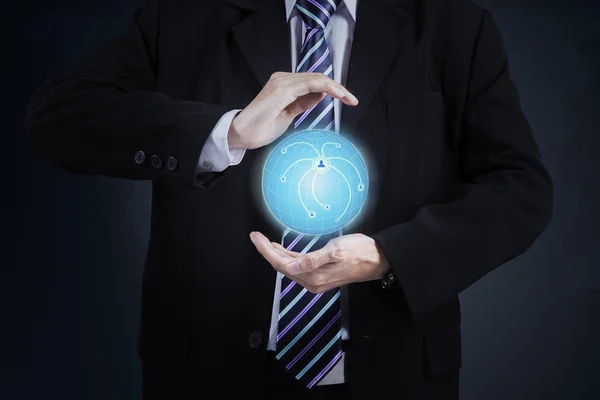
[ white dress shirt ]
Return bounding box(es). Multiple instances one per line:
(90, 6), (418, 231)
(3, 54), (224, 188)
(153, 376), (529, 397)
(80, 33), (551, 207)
(197, 0), (357, 385)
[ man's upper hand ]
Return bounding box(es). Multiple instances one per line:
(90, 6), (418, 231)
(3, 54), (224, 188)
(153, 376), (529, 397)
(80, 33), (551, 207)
(228, 72), (358, 150)
(250, 231), (389, 294)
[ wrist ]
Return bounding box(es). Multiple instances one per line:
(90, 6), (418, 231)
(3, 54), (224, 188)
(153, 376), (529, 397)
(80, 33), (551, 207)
(375, 256), (390, 280)
(375, 242), (392, 277)
(227, 113), (245, 149)
(372, 240), (396, 289)
(372, 238), (391, 280)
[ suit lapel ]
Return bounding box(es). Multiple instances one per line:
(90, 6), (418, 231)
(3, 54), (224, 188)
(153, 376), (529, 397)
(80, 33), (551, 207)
(227, 0), (293, 88)
(341, 0), (413, 132)
(226, 0), (413, 129)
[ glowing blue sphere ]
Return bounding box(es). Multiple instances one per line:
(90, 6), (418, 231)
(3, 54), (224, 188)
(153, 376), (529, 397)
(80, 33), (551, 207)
(262, 129), (368, 235)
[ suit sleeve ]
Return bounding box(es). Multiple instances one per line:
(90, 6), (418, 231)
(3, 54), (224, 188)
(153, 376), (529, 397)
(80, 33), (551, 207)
(24, 0), (232, 189)
(372, 9), (554, 321)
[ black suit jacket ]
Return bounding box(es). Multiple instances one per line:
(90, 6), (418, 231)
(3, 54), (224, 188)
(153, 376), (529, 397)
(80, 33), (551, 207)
(25, 0), (553, 398)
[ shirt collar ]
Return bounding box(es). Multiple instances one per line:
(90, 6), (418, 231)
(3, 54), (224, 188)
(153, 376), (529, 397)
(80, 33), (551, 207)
(285, 0), (357, 22)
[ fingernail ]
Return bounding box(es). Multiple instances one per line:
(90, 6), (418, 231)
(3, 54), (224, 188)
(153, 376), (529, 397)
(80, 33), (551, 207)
(348, 92), (358, 102)
(287, 261), (300, 275)
(249, 233), (256, 244)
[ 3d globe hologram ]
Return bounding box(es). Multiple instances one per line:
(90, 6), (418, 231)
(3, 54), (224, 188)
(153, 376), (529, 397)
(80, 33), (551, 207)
(261, 129), (368, 235)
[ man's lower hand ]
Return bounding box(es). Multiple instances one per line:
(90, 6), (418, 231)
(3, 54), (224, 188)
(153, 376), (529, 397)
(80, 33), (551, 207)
(249, 231), (390, 294)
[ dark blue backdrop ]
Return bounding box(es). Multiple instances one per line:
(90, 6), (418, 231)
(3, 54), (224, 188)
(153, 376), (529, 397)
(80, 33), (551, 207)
(6, 0), (600, 398)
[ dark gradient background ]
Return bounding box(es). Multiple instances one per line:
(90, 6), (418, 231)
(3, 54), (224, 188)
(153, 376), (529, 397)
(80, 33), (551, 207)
(6, 0), (600, 398)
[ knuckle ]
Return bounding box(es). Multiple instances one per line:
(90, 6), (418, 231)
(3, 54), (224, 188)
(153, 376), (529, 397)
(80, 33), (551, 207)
(307, 256), (318, 271)
(269, 80), (283, 92)
(299, 80), (310, 92)
(330, 239), (346, 261)
(331, 249), (345, 262)
(268, 74), (289, 91)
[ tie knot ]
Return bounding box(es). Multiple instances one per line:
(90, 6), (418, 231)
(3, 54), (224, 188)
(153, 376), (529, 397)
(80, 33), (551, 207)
(295, 0), (342, 29)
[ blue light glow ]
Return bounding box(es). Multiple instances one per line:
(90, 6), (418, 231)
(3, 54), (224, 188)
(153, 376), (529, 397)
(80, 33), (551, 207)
(261, 129), (368, 235)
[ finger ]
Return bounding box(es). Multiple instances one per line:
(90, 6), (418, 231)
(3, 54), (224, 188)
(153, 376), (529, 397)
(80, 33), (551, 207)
(285, 92), (326, 116)
(270, 243), (299, 263)
(272, 242), (300, 258)
(286, 244), (334, 275)
(268, 72), (357, 107)
(290, 74), (358, 105)
(250, 232), (288, 273)
(270, 245), (297, 264)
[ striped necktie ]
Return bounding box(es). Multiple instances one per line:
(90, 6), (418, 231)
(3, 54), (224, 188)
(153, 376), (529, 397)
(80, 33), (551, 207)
(275, 0), (344, 389)
(276, 231), (343, 389)
(292, 0), (341, 132)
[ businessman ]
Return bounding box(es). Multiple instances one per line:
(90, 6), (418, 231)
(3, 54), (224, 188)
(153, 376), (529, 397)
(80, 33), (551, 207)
(25, 0), (553, 398)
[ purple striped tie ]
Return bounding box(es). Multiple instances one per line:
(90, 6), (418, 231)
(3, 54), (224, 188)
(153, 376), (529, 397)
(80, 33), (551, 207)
(275, 0), (343, 388)
(292, 0), (341, 132)
(276, 232), (343, 389)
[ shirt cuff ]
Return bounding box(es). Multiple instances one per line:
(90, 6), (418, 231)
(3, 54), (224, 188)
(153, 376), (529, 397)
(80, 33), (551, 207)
(197, 109), (245, 173)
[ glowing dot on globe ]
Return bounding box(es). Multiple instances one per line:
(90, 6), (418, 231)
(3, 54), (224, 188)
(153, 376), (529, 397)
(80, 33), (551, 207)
(261, 129), (369, 235)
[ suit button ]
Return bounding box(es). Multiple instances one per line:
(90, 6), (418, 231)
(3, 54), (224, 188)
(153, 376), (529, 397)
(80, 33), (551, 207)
(134, 150), (146, 164)
(150, 154), (163, 169)
(248, 331), (262, 349)
(166, 156), (179, 171)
